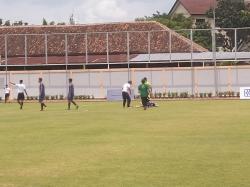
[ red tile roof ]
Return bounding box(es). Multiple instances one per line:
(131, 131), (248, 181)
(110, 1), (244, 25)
(171, 0), (216, 15)
(0, 22), (207, 66)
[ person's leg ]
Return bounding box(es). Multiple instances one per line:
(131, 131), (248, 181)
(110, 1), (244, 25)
(127, 93), (131, 107)
(40, 101), (46, 111)
(122, 92), (126, 108)
(17, 94), (21, 108)
(5, 94), (7, 103)
(68, 101), (71, 110)
(40, 102), (43, 111)
(71, 101), (79, 109)
(20, 100), (24, 109)
(142, 97), (147, 110)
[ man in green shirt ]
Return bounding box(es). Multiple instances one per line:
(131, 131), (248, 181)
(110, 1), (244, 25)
(138, 79), (150, 110)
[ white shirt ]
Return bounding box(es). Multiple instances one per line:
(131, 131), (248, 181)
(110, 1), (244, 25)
(16, 84), (26, 93)
(122, 83), (131, 93)
(4, 87), (10, 94)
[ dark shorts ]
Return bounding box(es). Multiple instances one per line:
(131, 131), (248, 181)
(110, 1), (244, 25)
(39, 96), (45, 103)
(67, 96), (74, 102)
(5, 93), (10, 99)
(17, 93), (25, 100)
(122, 92), (131, 101)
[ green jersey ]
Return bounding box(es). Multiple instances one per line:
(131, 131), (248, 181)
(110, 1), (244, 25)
(138, 83), (149, 97)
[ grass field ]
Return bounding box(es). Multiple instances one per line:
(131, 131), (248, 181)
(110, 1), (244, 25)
(0, 100), (250, 187)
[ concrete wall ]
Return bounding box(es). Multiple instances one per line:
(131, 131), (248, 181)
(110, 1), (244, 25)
(1, 66), (250, 99)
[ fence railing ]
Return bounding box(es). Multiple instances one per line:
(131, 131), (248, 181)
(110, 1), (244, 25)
(0, 27), (250, 97)
(0, 27), (250, 67)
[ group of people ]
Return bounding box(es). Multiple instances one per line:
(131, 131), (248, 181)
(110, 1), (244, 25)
(4, 78), (79, 111)
(4, 77), (155, 111)
(122, 77), (155, 110)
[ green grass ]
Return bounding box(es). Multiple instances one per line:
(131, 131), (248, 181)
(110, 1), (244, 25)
(0, 100), (250, 187)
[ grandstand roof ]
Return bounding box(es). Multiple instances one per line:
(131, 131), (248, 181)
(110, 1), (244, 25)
(0, 22), (207, 66)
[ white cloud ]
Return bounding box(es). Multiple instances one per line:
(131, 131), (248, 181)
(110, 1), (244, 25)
(77, 0), (127, 23)
(0, 0), (175, 24)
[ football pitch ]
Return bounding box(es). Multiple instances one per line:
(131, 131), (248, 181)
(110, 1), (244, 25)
(0, 100), (250, 187)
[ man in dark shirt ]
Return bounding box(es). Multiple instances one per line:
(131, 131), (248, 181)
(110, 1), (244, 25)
(38, 78), (47, 111)
(68, 78), (79, 110)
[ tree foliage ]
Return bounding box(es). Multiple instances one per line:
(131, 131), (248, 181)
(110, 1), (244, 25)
(0, 19), (28, 26)
(135, 11), (193, 30)
(208, 0), (250, 50)
(136, 11), (212, 50)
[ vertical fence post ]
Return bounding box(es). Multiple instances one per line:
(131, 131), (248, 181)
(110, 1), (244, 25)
(106, 32), (110, 69)
(148, 31), (151, 66)
(169, 31), (172, 64)
(212, 28), (218, 95)
(85, 33), (88, 65)
(65, 34), (69, 96)
(65, 34), (68, 70)
(45, 34), (48, 64)
(190, 29), (195, 96)
(24, 35), (28, 65)
(4, 35), (8, 85)
(127, 32), (130, 81)
(148, 31), (153, 86)
(235, 28), (238, 62)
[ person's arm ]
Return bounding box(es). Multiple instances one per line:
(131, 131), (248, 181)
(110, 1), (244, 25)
(24, 89), (28, 97)
(9, 82), (16, 86)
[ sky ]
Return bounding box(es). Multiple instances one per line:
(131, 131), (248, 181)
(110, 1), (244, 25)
(0, 0), (176, 25)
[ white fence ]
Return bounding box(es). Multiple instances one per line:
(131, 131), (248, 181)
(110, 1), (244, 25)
(1, 66), (250, 99)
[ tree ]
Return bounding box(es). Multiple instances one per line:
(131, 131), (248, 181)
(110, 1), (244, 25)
(193, 21), (212, 51)
(69, 14), (75, 25)
(136, 11), (212, 50)
(4, 20), (10, 26)
(208, 0), (250, 50)
(57, 22), (66, 25)
(13, 20), (23, 26)
(49, 21), (55, 25)
(0, 19), (2, 26)
(136, 11), (193, 30)
(42, 18), (48, 25)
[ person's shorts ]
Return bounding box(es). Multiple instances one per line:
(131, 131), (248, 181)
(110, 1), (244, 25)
(39, 96), (45, 103)
(67, 96), (74, 102)
(5, 93), (10, 99)
(17, 93), (25, 100)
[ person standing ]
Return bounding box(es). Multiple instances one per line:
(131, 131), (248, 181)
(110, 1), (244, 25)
(4, 85), (11, 103)
(143, 77), (152, 104)
(138, 79), (150, 110)
(38, 78), (47, 111)
(67, 78), (79, 110)
(122, 81), (132, 108)
(10, 80), (28, 110)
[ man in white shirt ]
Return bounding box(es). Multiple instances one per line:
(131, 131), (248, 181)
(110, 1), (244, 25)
(4, 85), (10, 103)
(10, 80), (28, 110)
(122, 81), (132, 108)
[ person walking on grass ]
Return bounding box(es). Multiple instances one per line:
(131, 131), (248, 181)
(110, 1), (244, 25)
(138, 78), (150, 110)
(67, 78), (79, 110)
(122, 81), (132, 108)
(4, 84), (10, 103)
(38, 78), (47, 111)
(10, 80), (28, 110)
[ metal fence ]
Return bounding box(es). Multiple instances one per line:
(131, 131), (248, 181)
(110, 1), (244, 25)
(0, 27), (250, 99)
